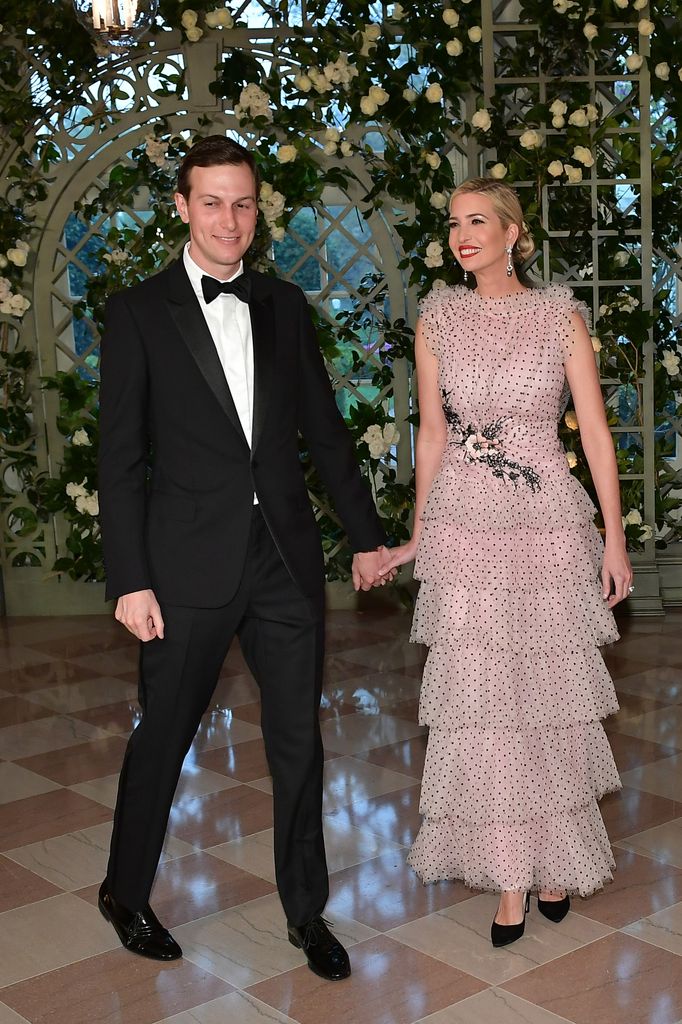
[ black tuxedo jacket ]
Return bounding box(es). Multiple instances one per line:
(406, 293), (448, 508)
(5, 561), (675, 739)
(98, 260), (386, 606)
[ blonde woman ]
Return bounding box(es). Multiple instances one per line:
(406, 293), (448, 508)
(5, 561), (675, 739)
(380, 177), (631, 947)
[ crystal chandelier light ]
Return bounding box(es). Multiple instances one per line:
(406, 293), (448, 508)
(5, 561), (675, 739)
(72, 0), (160, 50)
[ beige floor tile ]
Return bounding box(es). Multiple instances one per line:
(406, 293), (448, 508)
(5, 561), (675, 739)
(208, 830), (277, 883)
(616, 816), (682, 867)
(5, 820), (197, 891)
(612, 665), (682, 703)
(620, 753), (682, 800)
(206, 673), (261, 710)
(23, 676), (137, 713)
(187, 715), (262, 755)
(71, 759), (240, 807)
(0, 1003), (30, 1024)
(320, 711), (425, 756)
(177, 891), (376, 988)
(389, 893), (612, 985)
(0, 715), (110, 761)
(0, 648), (54, 673)
(324, 816), (405, 872)
(612, 705), (682, 748)
(624, 900), (682, 955)
(157, 990), (298, 1023)
(0, 762), (61, 804)
(339, 638), (427, 671)
(322, 756), (418, 814)
(414, 988), (574, 1023)
(0, 892), (117, 986)
(69, 773), (120, 808)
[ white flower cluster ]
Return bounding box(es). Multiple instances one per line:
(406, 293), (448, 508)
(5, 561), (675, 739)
(429, 192), (448, 210)
(362, 422), (400, 459)
(0, 276), (30, 318)
(205, 7), (234, 29)
(322, 54), (358, 89)
(180, 9), (203, 42)
(66, 480), (99, 516)
(234, 83), (273, 123)
(599, 292), (639, 316)
(552, 0), (581, 17)
(567, 103), (599, 127)
(566, 450), (578, 468)
(471, 108), (491, 133)
(660, 350), (681, 377)
(547, 150), (594, 183)
(72, 428), (92, 446)
(321, 127), (352, 158)
(103, 248), (129, 264)
(360, 85), (389, 117)
(358, 22), (381, 58)
(145, 135), (169, 168)
(622, 507), (652, 541)
(564, 410), (579, 430)
(489, 163), (507, 179)
(2, 239), (29, 269)
(259, 182), (286, 242)
(424, 241), (444, 268)
(276, 144), (297, 164)
(425, 83), (443, 104)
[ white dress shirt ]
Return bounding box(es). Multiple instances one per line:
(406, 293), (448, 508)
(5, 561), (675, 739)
(183, 243), (254, 448)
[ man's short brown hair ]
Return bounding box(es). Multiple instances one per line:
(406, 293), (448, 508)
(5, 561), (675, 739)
(177, 135), (259, 199)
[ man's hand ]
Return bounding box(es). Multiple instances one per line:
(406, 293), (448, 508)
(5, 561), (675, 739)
(115, 589), (165, 641)
(352, 546), (397, 591)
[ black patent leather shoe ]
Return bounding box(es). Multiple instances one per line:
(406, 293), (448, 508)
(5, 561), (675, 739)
(538, 894), (570, 923)
(491, 891), (530, 948)
(98, 881), (182, 961)
(287, 916), (351, 980)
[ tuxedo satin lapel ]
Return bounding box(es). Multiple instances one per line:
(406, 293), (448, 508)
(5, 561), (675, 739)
(165, 263), (249, 448)
(249, 283), (275, 455)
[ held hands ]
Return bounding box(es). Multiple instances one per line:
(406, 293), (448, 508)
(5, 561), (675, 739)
(601, 542), (634, 609)
(352, 545), (398, 591)
(115, 589), (165, 641)
(377, 537), (419, 579)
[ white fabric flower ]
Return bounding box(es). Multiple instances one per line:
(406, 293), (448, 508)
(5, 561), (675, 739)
(0, 277), (11, 300)
(591, 335), (602, 352)
(5, 293), (30, 317)
(429, 192), (448, 210)
(613, 0), (629, 8)
(271, 226), (285, 242)
(568, 108), (589, 127)
(519, 129), (543, 149)
(573, 145), (595, 167)
(340, 141), (353, 157)
(566, 451), (578, 468)
(468, 26), (483, 42)
(625, 508), (642, 525)
(552, 115), (566, 128)
(103, 248), (129, 264)
(237, 83), (273, 121)
(323, 55), (358, 88)
(585, 103), (599, 122)
(72, 429), (91, 447)
(548, 159), (564, 177)
(654, 62), (670, 80)
(6, 247), (27, 267)
(75, 492), (99, 517)
(626, 53), (644, 71)
(639, 524), (653, 540)
(446, 38), (463, 56)
(553, 0), (570, 11)
(425, 83), (443, 103)
(391, 3), (405, 19)
(583, 22), (598, 41)
(185, 25), (203, 41)
(294, 73), (312, 92)
(471, 109), (492, 132)
(66, 481), (88, 499)
(403, 87), (417, 102)
(308, 67), (332, 93)
(424, 152), (441, 169)
(633, 0), (648, 8)
(323, 141), (337, 156)
(324, 127), (340, 142)
(564, 411), (579, 430)
(382, 423), (400, 447)
(564, 164), (583, 183)
(277, 145), (297, 163)
(638, 18), (654, 35)
(549, 99), (568, 116)
(181, 9), (198, 27)
(424, 241), (444, 268)
(613, 251), (629, 267)
(369, 85), (389, 105)
(442, 9), (460, 26)
(360, 96), (379, 116)
(661, 350), (681, 376)
(205, 8), (234, 29)
(490, 163), (507, 179)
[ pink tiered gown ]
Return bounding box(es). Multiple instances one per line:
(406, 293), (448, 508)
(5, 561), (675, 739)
(408, 283), (621, 896)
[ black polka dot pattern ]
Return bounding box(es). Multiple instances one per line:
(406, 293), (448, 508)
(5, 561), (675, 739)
(408, 284), (622, 897)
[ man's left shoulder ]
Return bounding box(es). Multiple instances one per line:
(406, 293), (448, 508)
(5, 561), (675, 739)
(248, 267), (305, 306)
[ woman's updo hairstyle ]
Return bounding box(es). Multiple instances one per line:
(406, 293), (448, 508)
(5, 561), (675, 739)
(451, 177), (536, 283)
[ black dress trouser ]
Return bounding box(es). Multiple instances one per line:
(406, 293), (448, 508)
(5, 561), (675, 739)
(106, 505), (328, 927)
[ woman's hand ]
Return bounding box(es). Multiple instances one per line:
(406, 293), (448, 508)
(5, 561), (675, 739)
(378, 537), (420, 578)
(601, 542), (633, 608)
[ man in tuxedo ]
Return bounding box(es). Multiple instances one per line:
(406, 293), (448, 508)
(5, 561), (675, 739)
(97, 135), (392, 980)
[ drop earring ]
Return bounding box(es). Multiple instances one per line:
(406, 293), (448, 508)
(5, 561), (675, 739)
(506, 245), (514, 277)
(463, 268), (468, 284)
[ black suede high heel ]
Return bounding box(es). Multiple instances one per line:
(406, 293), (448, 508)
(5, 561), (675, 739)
(491, 891), (530, 948)
(537, 894), (570, 923)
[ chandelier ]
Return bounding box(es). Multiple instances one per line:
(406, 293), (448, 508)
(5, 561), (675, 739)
(72, 0), (160, 50)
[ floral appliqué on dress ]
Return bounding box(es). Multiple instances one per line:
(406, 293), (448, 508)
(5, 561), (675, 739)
(441, 389), (542, 492)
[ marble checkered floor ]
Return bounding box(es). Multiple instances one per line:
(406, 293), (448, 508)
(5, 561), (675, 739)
(0, 608), (681, 1024)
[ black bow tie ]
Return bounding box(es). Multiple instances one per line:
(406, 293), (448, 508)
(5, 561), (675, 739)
(201, 274), (251, 304)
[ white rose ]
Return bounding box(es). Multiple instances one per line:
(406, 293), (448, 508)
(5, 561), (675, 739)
(66, 481), (88, 499)
(613, 0), (629, 7)
(185, 25), (203, 41)
(564, 410), (579, 430)
(564, 164), (583, 183)
(548, 159), (564, 177)
(583, 22), (598, 41)
(549, 99), (568, 116)
(403, 87), (417, 102)
(277, 145), (297, 163)
(490, 163), (507, 179)
(552, 115), (566, 128)
(72, 428), (91, 447)
(442, 9), (459, 26)
(340, 141), (353, 157)
(270, 226), (285, 242)
(181, 9), (198, 27)
(639, 525), (653, 540)
(324, 127), (340, 142)
(259, 181), (273, 199)
(584, 103), (599, 122)
(654, 62), (670, 80)
(7, 293), (30, 316)
(15, 240), (29, 252)
(424, 152), (441, 169)
(364, 23), (381, 41)
(382, 423), (400, 446)
(661, 350), (681, 376)
(519, 128), (543, 149)
(566, 451), (578, 468)
(369, 85), (389, 105)
(625, 509), (642, 525)
(553, 0), (570, 11)
(591, 335), (602, 352)
(323, 141), (337, 156)
(573, 145), (595, 167)
(424, 241), (444, 268)
(0, 255), (7, 269)
(613, 251), (629, 267)
(625, 53), (644, 71)
(638, 18), (654, 35)
(360, 96), (379, 116)
(75, 492), (100, 517)
(204, 10), (220, 27)
(471, 108), (492, 132)
(425, 83), (443, 103)
(568, 108), (589, 127)
(294, 73), (312, 92)
(432, 279), (447, 290)
(468, 26), (483, 42)
(392, 3), (405, 19)
(429, 191), (448, 210)
(633, 0), (648, 8)
(0, 277), (10, 300)
(446, 38), (463, 56)
(6, 247), (27, 267)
